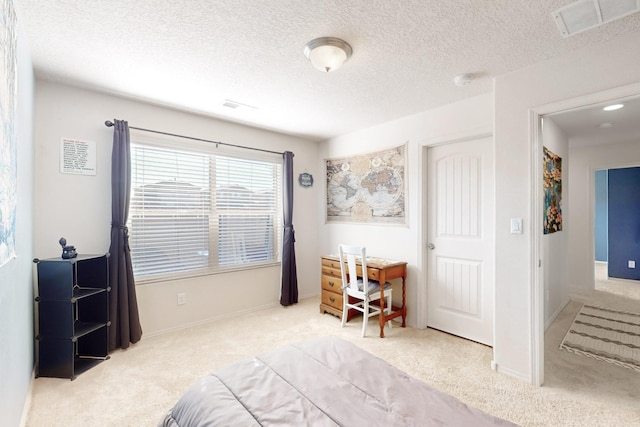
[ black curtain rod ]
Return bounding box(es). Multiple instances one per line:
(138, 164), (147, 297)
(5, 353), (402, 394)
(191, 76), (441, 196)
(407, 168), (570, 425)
(104, 120), (285, 156)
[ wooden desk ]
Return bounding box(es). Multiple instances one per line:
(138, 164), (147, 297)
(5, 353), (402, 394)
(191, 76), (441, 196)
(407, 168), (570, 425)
(320, 255), (407, 338)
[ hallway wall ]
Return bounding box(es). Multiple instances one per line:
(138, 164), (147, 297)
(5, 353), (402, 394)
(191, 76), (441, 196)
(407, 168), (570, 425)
(541, 118), (569, 327)
(568, 140), (640, 290)
(594, 170), (608, 262)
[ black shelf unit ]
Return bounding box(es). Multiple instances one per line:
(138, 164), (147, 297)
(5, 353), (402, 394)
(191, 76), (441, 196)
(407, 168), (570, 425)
(34, 253), (111, 380)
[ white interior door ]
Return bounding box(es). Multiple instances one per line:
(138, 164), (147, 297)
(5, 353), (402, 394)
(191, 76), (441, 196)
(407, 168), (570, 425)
(426, 136), (494, 346)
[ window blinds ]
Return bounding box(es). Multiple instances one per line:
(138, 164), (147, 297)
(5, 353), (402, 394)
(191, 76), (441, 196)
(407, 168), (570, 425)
(128, 140), (282, 282)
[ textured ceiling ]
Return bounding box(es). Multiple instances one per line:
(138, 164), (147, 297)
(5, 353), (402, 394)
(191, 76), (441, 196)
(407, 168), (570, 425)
(14, 0), (640, 141)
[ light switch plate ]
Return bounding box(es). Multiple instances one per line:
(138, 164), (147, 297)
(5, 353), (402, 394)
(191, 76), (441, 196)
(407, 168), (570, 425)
(510, 218), (523, 234)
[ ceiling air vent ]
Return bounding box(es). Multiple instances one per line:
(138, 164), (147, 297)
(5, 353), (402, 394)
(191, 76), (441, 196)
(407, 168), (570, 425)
(221, 99), (257, 112)
(222, 100), (240, 109)
(552, 0), (640, 38)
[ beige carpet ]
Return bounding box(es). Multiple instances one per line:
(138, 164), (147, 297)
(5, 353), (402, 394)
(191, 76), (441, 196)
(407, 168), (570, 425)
(560, 304), (640, 373)
(26, 296), (640, 427)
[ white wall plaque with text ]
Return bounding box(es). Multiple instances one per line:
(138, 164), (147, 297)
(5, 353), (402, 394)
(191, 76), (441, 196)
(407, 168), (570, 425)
(60, 138), (97, 175)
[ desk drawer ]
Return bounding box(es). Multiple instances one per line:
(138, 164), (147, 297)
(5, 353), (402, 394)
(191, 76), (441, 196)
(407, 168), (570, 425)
(321, 265), (342, 277)
(321, 290), (343, 310)
(322, 275), (342, 292)
(321, 258), (380, 281)
(365, 267), (379, 281)
(322, 258), (342, 270)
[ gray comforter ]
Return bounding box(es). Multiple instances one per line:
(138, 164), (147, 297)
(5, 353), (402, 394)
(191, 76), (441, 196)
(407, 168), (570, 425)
(160, 336), (517, 426)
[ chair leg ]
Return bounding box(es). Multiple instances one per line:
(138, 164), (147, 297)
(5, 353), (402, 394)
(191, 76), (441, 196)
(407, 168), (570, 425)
(361, 299), (368, 337)
(341, 295), (348, 328)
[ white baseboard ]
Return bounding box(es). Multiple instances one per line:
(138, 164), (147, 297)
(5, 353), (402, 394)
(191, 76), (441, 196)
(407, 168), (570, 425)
(19, 368), (35, 427)
(545, 297), (570, 330)
(492, 363), (532, 384)
(143, 301), (280, 338)
(143, 294), (320, 339)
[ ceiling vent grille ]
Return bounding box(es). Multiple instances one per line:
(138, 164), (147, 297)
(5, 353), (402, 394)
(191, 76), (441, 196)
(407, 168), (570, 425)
(221, 99), (257, 112)
(552, 0), (640, 38)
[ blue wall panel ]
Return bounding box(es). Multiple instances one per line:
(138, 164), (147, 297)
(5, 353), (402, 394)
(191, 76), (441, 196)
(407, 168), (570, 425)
(594, 170), (608, 262)
(608, 167), (640, 280)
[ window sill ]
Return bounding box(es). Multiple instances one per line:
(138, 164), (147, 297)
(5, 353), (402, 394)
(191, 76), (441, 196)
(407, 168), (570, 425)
(134, 261), (281, 285)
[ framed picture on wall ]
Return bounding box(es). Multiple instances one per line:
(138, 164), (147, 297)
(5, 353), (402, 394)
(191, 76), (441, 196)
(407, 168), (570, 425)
(0, 0), (17, 267)
(325, 144), (407, 225)
(543, 146), (562, 234)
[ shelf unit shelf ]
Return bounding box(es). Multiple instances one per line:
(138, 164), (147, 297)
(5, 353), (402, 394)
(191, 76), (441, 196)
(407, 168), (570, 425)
(73, 321), (106, 340)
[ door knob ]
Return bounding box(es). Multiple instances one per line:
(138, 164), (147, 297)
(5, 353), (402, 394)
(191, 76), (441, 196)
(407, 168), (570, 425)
(428, 243), (435, 250)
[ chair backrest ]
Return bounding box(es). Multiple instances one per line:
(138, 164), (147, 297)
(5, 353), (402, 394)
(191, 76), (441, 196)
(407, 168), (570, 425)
(338, 244), (368, 292)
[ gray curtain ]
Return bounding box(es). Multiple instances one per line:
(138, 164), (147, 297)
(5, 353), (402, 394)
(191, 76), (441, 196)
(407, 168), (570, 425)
(109, 120), (142, 351)
(280, 151), (298, 306)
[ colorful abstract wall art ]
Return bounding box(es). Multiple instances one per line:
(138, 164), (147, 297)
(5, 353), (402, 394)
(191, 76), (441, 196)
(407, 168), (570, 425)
(543, 146), (562, 234)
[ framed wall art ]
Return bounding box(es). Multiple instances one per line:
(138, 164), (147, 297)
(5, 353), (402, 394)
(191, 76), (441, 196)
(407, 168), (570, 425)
(0, 0), (17, 267)
(543, 146), (562, 234)
(326, 144), (406, 225)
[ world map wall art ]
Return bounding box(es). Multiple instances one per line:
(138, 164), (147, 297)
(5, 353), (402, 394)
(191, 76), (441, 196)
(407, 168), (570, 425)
(543, 146), (562, 234)
(0, 0), (17, 267)
(326, 144), (406, 225)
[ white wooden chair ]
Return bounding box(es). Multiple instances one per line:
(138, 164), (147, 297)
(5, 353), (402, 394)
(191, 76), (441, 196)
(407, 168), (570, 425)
(339, 244), (392, 337)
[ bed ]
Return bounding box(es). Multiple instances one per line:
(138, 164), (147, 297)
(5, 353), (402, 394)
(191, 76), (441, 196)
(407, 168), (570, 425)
(159, 336), (517, 426)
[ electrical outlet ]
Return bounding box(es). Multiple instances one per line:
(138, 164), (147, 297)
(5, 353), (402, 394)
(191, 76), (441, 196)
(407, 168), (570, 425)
(628, 260), (636, 269)
(177, 293), (186, 305)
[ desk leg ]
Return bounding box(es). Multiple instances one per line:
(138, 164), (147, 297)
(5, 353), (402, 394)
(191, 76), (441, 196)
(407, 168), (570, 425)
(379, 270), (386, 338)
(402, 269), (407, 327)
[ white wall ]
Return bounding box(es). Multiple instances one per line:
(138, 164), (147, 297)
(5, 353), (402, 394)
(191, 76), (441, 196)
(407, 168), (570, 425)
(568, 139), (640, 291)
(494, 30), (640, 382)
(0, 17), (36, 427)
(34, 81), (321, 336)
(541, 118), (569, 328)
(319, 93), (494, 330)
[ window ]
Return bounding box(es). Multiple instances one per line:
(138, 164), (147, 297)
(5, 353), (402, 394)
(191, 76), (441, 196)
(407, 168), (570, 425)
(128, 137), (282, 282)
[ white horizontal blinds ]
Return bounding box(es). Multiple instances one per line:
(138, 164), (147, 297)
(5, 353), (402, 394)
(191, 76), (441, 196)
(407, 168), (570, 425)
(129, 144), (211, 277)
(214, 155), (281, 266)
(128, 137), (282, 281)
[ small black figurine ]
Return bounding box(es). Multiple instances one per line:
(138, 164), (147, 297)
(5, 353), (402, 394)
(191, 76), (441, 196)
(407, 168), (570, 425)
(59, 237), (78, 259)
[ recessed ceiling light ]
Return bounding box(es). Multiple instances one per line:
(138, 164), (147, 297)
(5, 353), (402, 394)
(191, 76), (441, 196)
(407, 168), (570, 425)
(603, 104), (624, 111)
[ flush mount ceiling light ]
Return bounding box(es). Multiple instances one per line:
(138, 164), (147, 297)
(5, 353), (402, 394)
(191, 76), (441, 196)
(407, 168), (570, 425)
(303, 37), (353, 73)
(603, 103), (624, 111)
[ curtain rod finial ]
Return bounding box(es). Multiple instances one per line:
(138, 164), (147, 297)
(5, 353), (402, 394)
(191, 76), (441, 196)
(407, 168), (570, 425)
(105, 120), (114, 127)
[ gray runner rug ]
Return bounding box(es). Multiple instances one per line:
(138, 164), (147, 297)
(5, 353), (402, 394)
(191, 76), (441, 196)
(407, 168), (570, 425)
(559, 304), (640, 373)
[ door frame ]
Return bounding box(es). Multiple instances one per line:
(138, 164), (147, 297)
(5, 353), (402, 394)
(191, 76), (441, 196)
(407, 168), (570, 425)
(418, 127), (493, 332)
(529, 81), (640, 386)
